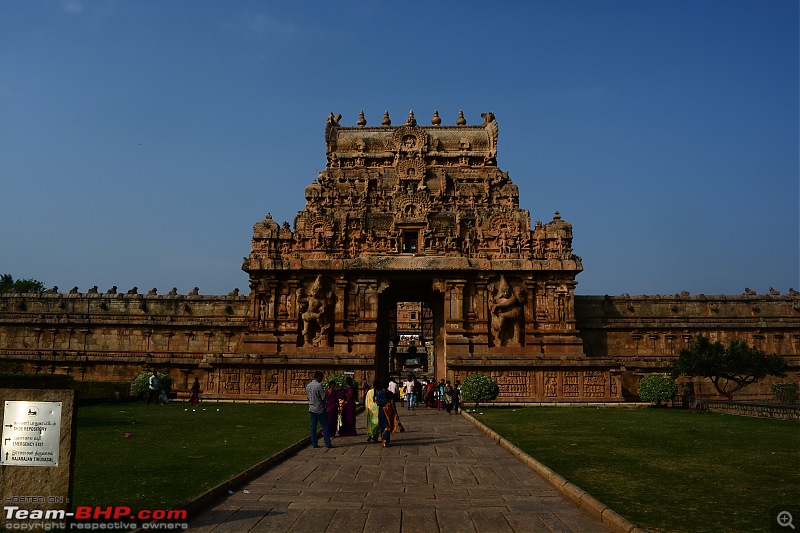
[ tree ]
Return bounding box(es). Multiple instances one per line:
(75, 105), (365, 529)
(670, 336), (787, 400)
(638, 374), (677, 405)
(0, 274), (47, 294)
(460, 373), (499, 409)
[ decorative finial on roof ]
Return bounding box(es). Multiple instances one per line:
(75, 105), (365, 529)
(456, 109), (466, 126)
(553, 211), (561, 220)
(431, 110), (441, 126)
(406, 110), (417, 126)
(357, 110), (366, 127)
(382, 110), (391, 126)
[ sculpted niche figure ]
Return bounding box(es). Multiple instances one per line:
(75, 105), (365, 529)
(296, 275), (333, 347)
(488, 276), (525, 347)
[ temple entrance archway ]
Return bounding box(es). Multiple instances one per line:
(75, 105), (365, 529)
(238, 110), (620, 403)
(375, 279), (444, 385)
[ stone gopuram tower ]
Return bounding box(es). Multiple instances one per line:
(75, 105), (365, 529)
(240, 110), (621, 401)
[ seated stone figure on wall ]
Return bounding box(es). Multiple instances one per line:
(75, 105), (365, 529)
(489, 276), (525, 347)
(296, 275), (333, 347)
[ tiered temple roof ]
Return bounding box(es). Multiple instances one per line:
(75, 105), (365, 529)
(244, 110), (581, 274)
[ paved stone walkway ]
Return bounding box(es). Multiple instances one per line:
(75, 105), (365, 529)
(189, 408), (610, 532)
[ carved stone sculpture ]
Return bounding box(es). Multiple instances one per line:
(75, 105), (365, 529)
(296, 275), (333, 347)
(488, 276), (525, 347)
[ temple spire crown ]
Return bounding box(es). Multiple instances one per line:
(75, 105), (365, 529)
(456, 109), (467, 126)
(406, 110), (417, 126)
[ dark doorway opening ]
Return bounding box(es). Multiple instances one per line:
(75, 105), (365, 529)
(375, 279), (443, 385)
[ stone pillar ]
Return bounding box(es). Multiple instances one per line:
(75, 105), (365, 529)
(334, 279), (348, 323)
(470, 278), (489, 349)
(333, 279), (350, 352)
(524, 277), (537, 346)
(444, 280), (470, 357)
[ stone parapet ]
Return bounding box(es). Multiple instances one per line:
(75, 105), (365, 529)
(705, 400), (799, 421)
(575, 293), (800, 363)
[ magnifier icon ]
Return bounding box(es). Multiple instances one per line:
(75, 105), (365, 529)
(778, 511), (795, 529)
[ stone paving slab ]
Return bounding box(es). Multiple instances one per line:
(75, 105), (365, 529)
(188, 408), (612, 533)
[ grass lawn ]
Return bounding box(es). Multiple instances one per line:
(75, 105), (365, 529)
(474, 407), (800, 533)
(73, 401), (309, 509)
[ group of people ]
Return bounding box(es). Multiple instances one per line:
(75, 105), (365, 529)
(307, 372), (462, 449)
(364, 379), (403, 447)
(402, 376), (461, 414)
(325, 376), (359, 438)
(147, 371), (202, 406)
(305, 372), (358, 448)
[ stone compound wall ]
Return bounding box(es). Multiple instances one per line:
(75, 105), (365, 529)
(575, 292), (800, 400)
(1, 290), (797, 402)
(705, 400), (800, 421)
(0, 292), (249, 393)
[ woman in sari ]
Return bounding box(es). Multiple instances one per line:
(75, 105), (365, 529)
(444, 381), (454, 414)
(325, 381), (341, 437)
(189, 377), (201, 406)
(425, 381), (436, 408)
(339, 377), (358, 436)
(364, 380), (380, 443)
(375, 381), (397, 447)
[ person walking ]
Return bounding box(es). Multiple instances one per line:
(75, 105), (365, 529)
(306, 371), (333, 449)
(453, 379), (461, 414)
(403, 374), (416, 410)
(425, 381), (436, 408)
(147, 371), (160, 406)
(374, 380), (396, 447)
(339, 376), (358, 436)
(325, 380), (341, 437)
(444, 381), (454, 414)
(189, 377), (201, 406)
(364, 380), (380, 443)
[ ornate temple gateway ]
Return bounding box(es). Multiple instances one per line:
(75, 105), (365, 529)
(1, 111), (797, 403)
(239, 110), (621, 401)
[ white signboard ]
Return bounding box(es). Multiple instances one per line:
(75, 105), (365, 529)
(1, 401), (62, 467)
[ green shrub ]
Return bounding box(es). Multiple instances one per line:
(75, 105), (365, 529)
(771, 382), (798, 404)
(321, 373), (358, 395)
(131, 371), (172, 397)
(638, 374), (677, 405)
(461, 373), (499, 408)
(321, 373), (347, 389)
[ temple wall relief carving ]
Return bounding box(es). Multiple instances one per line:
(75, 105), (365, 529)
(488, 276), (526, 347)
(296, 275), (334, 347)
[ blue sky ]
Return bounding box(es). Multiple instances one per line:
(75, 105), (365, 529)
(1, 0), (797, 296)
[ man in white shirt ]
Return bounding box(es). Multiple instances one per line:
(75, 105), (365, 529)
(147, 371), (160, 406)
